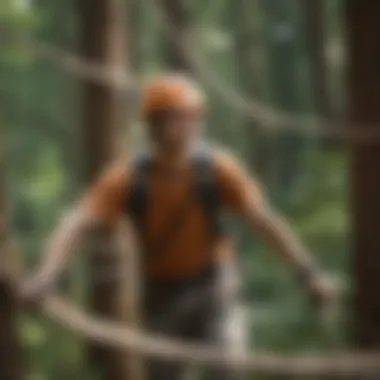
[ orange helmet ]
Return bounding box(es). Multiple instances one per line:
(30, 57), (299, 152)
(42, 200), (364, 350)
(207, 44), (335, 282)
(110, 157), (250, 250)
(141, 74), (205, 118)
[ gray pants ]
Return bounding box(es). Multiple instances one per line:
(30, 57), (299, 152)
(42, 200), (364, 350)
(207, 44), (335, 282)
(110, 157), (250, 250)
(142, 263), (247, 380)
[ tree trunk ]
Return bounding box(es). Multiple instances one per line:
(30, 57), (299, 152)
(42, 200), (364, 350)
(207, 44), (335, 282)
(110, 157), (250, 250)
(303, 0), (339, 150)
(127, 0), (141, 72)
(0, 124), (24, 380)
(78, 1), (134, 379)
(304, 0), (333, 121)
(234, 0), (274, 186)
(161, 0), (191, 71)
(79, 0), (127, 181)
(260, 0), (305, 202)
(347, 0), (380, 359)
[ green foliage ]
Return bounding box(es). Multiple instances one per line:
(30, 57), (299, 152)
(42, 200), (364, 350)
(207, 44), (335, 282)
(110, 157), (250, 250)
(1, 0), (348, 378)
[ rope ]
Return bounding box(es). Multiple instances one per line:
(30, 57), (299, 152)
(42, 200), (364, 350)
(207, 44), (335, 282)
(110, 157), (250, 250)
(1, 27), (135, 91)
(3, 21), (380, 143)
(146, 0), (380, 144)
(41, 294), (380, 378)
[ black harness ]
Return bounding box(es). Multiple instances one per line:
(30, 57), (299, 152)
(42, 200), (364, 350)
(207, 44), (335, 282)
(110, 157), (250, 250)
(126, 146), (225, 259)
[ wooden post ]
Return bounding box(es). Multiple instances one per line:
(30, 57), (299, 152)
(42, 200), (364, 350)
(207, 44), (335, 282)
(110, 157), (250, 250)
(78, 1), (140, 379)
(347, 0), (380, 357)
(0, 121), (24, 380)
(116, 221), (145, 380)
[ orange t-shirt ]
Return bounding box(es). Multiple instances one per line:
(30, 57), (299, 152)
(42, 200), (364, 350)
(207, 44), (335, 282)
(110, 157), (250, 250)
(84, 148), (263, 280)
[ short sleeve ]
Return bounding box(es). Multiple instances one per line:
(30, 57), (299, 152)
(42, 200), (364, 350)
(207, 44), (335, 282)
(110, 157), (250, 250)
(214, 149), (264, 215)
(83, 163), (131, 225)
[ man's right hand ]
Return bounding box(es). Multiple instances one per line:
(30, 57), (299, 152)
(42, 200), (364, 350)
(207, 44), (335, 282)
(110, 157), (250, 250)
(305, 272), (336, 309)
(20, 275), (53, 309)
(19, 206), (92, 309)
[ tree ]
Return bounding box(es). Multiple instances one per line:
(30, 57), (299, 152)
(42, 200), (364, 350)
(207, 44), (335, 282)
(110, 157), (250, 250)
(260, 0), (306, 201)
(161, 0), (190, 71)
(303, 0), (333, 121)
(78, 0), (132, 379)
(233, 0), (274, 186)
(347, 0), (380, 356)
(0, 122), (24, 380)
(127, 0), (141, 71)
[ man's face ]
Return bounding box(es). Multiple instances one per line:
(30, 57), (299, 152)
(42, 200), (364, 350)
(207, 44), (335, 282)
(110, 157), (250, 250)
(149, 109), (202, 152)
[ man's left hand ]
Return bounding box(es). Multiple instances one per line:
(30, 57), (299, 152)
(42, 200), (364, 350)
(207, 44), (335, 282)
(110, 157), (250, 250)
(306, 273), (336, 308)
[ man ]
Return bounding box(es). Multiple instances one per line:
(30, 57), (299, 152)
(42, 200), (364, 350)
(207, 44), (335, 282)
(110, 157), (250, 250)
(23, 74), (333, 379)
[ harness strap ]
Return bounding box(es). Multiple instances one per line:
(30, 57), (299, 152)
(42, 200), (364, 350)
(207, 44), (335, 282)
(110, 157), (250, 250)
(126, 146), (224, 260)
(127, 153), (152, 231)
(192, 148), (223, 236)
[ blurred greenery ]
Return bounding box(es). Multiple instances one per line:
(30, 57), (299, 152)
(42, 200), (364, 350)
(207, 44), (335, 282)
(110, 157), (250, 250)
(1, 0), (348, 379)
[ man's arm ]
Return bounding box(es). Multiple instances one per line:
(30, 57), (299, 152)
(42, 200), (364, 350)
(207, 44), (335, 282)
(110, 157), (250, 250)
(243, 203), (330, 303)
(24, 205), (95, 295)
(22, 163), (128, 303)
(215, 149), (333, 304)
